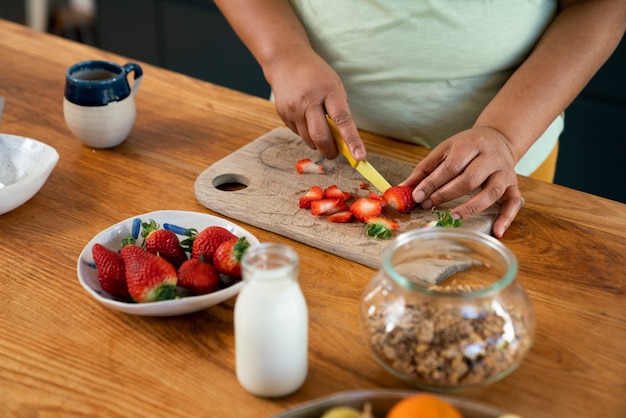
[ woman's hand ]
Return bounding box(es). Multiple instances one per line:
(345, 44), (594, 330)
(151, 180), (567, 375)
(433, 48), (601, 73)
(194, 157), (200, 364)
(399, 126), (524, 238)
(266, 49), (366, 161)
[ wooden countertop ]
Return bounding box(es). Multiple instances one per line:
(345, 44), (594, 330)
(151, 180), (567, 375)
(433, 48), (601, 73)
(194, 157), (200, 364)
(0, 19), (624, 418)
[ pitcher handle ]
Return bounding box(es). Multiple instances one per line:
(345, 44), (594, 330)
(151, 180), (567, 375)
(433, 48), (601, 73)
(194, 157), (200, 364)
(123, 62), (143, 97)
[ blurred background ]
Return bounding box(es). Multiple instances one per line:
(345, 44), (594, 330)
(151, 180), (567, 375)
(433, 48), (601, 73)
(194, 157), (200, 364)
(1, 0), (624, 203)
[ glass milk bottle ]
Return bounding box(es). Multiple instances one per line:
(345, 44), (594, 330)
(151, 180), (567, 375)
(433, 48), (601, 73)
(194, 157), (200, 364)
(235, 243), (308, 397)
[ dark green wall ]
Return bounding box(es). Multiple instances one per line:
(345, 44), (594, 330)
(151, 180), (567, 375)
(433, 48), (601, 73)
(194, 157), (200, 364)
(96, 0), (270, 98)
(554, 38), (626, 203)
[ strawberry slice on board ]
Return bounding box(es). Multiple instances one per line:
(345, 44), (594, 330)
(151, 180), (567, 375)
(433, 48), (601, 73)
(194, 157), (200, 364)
(383, 185), (416, 213)
(92, 243), (129, 298)
(364, 217), (400, 239)
(295, 158), (325, 174)
(299, 185), (324, 209)
(120, 245), (179, 303)
(349, 197), (383, 222)
(310, 199), (350, 216)
(367, 191), (385, 203)
(328, 210), (354, 223)
(323, 185), (352, 201)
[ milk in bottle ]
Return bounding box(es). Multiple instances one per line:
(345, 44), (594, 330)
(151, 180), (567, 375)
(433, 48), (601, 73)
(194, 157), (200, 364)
(234, 243), (308, 397)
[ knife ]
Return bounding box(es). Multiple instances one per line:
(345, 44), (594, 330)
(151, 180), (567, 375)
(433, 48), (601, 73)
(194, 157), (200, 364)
(326, 115), (392, 193)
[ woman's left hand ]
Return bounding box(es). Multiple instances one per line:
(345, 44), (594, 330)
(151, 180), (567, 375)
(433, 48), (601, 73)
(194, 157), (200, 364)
(399, 126), (525, 238)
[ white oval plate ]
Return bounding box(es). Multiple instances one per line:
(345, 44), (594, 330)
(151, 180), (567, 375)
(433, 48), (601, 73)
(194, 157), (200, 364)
(77, 210), (259, 316)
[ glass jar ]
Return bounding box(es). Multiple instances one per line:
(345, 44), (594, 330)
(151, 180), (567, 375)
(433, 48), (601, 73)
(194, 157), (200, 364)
(235, 243), (308, 397)
(360, 228), (535, 392)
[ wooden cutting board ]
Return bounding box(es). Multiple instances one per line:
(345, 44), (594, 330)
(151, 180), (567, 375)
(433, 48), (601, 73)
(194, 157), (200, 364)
(195, 128), (499, 270)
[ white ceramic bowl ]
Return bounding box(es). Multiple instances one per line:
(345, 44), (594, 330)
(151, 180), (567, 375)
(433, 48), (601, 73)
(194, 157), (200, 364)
(77, 210), (260, 316)
(0, 134), (59, 215)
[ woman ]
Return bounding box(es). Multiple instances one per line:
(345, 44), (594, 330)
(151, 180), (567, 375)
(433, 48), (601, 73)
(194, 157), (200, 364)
(214, 0), (626, 237)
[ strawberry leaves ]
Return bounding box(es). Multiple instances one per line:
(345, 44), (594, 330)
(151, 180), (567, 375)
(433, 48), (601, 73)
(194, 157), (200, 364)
(433, 208), (463, 228)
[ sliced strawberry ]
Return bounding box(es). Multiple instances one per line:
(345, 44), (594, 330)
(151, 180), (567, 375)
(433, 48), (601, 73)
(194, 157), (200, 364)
(299, 185), (324, 209)
(213, 236), (250, 278)
(295, 158), (325, 174)
(323, 184), (352, 201)
(349, 197), (382, 222)
(311, 199), (349, 216)
(383, 185), (416, 213)
(364, 216), (400, 239)
(120, 245), (179, 303)
(142, 222), (188, 268)
(92, 243), (129, 298)
(328, 210), (354, 223)
(192, 226), (237, 261)
(178, 257), (220, 295)
(367, 191), (385, 203)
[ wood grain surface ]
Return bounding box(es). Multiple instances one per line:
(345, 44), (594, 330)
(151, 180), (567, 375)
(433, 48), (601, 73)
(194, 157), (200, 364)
(195, 127), (498, 271)
(0, 19), (624, 418)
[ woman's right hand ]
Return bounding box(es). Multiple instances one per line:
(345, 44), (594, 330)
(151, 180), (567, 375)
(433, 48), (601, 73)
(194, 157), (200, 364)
(267, 49), (366, 161)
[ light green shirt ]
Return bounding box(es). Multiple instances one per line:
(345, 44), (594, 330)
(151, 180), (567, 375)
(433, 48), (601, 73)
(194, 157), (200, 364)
(289, 0), (562, 175)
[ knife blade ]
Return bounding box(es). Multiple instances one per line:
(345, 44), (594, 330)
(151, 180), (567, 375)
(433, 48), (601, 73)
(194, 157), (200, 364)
(326, 115), (392, 193)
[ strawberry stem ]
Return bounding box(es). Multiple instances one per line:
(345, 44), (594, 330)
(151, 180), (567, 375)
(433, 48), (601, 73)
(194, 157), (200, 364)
(162, 223), (197, 253)
(233, 237), (250, 262)
(432, 208), (463, 228)
(365, 223), (393, 239)
(179, 228), (198, 254)
(140, 219), (160, 249)
(121, 234), (136, 247)
(151, 284), (187, 301)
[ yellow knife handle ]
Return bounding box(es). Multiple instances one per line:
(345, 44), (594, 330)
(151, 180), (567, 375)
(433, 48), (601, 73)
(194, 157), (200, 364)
(326, 115), (358, 168)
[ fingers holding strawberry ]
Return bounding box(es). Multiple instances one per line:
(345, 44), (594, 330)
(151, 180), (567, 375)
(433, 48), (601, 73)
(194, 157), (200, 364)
(297, 182), (447, 239)
(383, 185), (416, 213)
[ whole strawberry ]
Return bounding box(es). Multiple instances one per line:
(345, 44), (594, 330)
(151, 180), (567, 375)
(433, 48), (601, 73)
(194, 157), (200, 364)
(192, 226), (237, 261)
(142, 220), (188, 268)
(177, 257), (219, 295)
(92, 243), (129, 298)
(213, 236), (250, 278)
(120, 245), (179, 303)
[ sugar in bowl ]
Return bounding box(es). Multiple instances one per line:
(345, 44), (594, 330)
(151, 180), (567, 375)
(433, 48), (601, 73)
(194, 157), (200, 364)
(360, 228), (535, 392)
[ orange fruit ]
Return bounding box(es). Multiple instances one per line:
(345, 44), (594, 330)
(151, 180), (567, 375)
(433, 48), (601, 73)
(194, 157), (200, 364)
(386, 394), (463, 418)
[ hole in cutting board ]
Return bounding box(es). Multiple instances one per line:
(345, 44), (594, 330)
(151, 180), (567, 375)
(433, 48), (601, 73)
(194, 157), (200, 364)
(213, 173), (249, 191)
